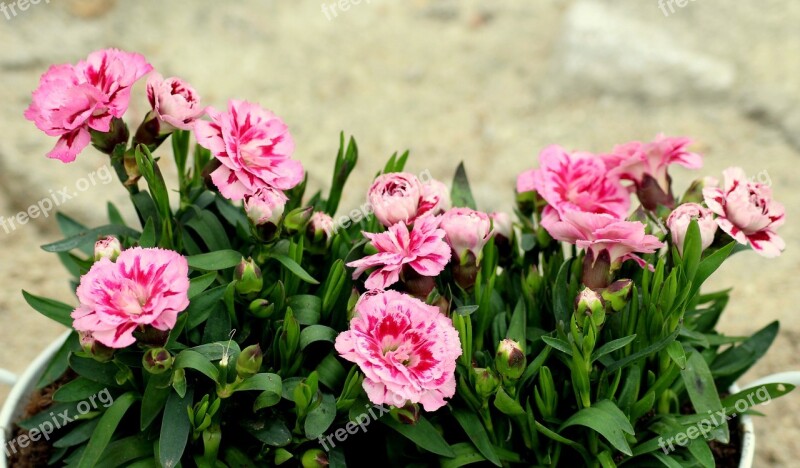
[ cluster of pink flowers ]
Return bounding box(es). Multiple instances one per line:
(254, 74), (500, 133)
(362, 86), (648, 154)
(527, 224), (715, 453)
(335, 290), (461, 411)
(24, 49), (152, 162)
(72, 244), (190, 348)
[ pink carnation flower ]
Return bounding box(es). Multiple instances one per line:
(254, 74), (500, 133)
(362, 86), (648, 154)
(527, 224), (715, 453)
(417, 179), (451, 219)
(542, 209), (664, 269)
(666, 203), (718, 255)
(440, 208), (493, 264)
(24, 48), (152, 162)
(347, 216), (451, 290)
(602, 134), (702, 209)
(71, 247), (190, 348)
(518, 145), (630, 220)
(146, 73), (205, 130)
(703, 167), (785, 258)
(335, 290), (462, 411)
(243, 186), (287, 226)
(194, 100), (303, 201)
(368, 173), (424, 227)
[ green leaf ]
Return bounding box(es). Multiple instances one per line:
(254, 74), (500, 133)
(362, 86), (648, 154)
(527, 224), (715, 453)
(591, 335), (637, 363)
(541, 336), (573, 357)
(325, 134), (359, 215)
(188, 272), (218, 299)
(77, 392), (138, 468)
(139, 217), (157, 247)
(604, 327), (680, 374)
(450, 162), (477, 209)
(493, 387), (525, 416)
(711, 321), (779, 388)
(159, 388), (194, 468)
(440, 442), (486, 468)
(22, 290), (73, 327)
(68, 355), (121, 388)
(174, 350), (220, 382)
(237, 373), (282, 392)
(37, 332), (79, 389)
(141, 373), (171, 431)
(382, 415), (455, 457)
(305, 393), (337, 439)
(559, 400), (635, 456)
(55, 213), (93, 255)
(681, 349), (728, 443)
(452, 408), (501, 466)
(269, 253), (320, 285)
(185, 208), (232, 251)
(244, 418), (292, 447)
(53, 418), (101, 448)
(53, 377), (108, 402)
(506, 299), (526, 347)
(287, 295), (322, 325)
(720, 382), (795, 408)
(95, 435), (153, 468)
(186, 250), (243, 270)
(681, 219), (702, 282)
(690, 242), (736, 297)
(666, 341), (687, 369)
(300, 325), (337, 350)
(41, 225), (141, 253)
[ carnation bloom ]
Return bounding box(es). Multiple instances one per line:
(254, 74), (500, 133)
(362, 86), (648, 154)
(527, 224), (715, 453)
(347, 216), (450, 290)
(308, 211), (335, 239)
(490, 212), (513, 240)
(602, 134), (703, 209)
(542, 209), (664, 269)
(243, 186), (288, 226)
(71, 247), (190, 348)
(146, 73), (205, 131)
(194, 99), (302, 201)
(24, 48), (152, 162)
(440, 208), (493, 264)
(518, 145), (630, 220)
(703, 167), (785, 258)
(666, 203), (718, 255)
(368, 173), (423, 227)
(417, 179), (451, 219)
(334, 290), (462, 411)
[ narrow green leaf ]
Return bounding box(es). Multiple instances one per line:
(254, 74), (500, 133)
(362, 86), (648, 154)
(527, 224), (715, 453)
(269, 253), (319, 284)
(159, 388), (194, 468)
(452, 408), (501, 466)
(559, 400), (635, 456)
(23, 290), (73, 327)
(382, 415), (455, 457)
(450, 162), (477, 209)
(41, 225), (141, 253)
(77, 392), (138, 468)
(186, 250), (243, 271)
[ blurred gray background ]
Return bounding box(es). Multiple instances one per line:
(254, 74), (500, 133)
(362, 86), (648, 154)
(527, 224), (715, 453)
(1, 1), (798, 465)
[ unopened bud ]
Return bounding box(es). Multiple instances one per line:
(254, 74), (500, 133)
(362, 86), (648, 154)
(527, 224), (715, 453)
(402, 265), (436, 299)
(236, 344), (263, 379)
(248, 298), (274, 319)
(495, 339), (526, 380)
(79, 332), (114, 362)
(94, 236), (122, 261)
(307, 211), (334, 246)
(283, 206), (314, 235)
(473, 367), (500, 400)
(235, 258), (263, 296)
(602, 279), (633, 312)
(636, 174), (674, 211)
(575, 287), (606, 327)
(301, 448), (329, 468)
(390, 402), (420, 425)
(143, 347), (173, 374)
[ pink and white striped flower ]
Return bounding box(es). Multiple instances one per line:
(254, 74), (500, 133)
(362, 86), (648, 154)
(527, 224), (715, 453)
(703, 167), (785, 258)
(335, 290), (462, 411)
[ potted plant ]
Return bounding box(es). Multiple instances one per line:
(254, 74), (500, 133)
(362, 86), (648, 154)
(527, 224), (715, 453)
(2, 48), (795, 467)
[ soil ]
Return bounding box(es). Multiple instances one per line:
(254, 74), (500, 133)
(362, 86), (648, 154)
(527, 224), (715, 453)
(6, 372), (72, 468)
(710, 417), (744, 468)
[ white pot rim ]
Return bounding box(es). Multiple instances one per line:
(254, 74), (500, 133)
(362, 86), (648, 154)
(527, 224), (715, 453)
(2, 334), (797, 466)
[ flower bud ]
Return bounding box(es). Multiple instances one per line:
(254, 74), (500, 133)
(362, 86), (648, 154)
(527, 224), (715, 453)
(301, 448), (329, 468)
(94, 236), (121, 261)
(146, 73), (205, 132)
(575, 287), (606, 327)
(636, 174), (674, 211)
(79, 331), (114, 362)
(368, 172), (423, 227)
(90, 117), (129, 155)
(495, 339), (526, 380)
(248, 298), (274, 319)
(307, 211), (334, 246)
(473, 367), (500, 400)
(402, 264), (436, 299)
(235, 258), (263, 296)
(132, 325), (170, 347)
(236, 344), (263, 379)
(244, 187), (287, 227)
(390, 402), (420, 425)
(601, 279), (633, 312)
(143, 347), (173, 374)
(666, 203), (718, 256)
(581, 248), (611, 290)
(440, 208), (492, 265)
(283, 206), (314, 235)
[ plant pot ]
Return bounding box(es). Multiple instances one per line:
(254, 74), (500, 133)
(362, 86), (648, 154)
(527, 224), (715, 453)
(0, 334), (796, 467)
(0, 331), (70, 468)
